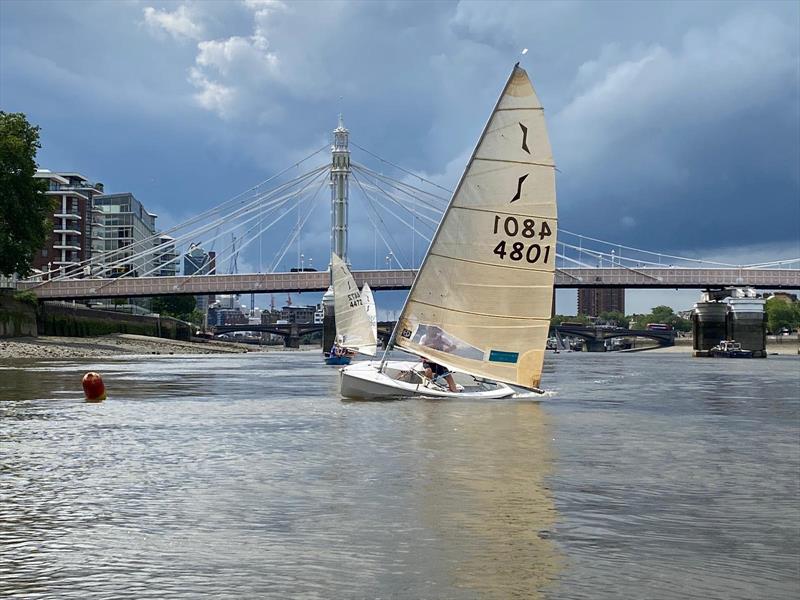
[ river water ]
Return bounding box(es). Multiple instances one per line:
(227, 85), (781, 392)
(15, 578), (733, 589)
(1, 350), (798, 599)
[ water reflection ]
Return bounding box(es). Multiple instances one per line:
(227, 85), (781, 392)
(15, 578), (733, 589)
(413, 402), (562, 598)
(2, 351), (797, 599)
(0, 352), (563, 599)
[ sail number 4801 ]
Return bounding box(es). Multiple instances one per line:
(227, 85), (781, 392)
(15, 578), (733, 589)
(492, 215), (552, 264)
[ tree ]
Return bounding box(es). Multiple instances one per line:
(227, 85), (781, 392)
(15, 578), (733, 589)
(0, 112), (51, 276)
(151, 295), (197, 321)
(551, 313), (590, 326)
(629, 305), (691, 332)
(598, 311), (626, 327)
(765, 297), (800, 333)
(651, 305), (676, 323)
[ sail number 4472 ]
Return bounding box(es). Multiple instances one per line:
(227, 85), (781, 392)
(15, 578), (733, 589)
(492, 215), (552, 263)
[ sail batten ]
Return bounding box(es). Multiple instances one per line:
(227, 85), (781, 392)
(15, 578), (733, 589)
(407, 298), (555, 321)
(392, 64), (557, 389)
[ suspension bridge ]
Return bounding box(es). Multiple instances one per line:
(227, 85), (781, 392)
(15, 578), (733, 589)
(17, 117), (800, 300)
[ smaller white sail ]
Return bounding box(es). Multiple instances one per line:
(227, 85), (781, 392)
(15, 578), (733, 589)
(332, 253), (377, 356)
(361, 282), (378, 348)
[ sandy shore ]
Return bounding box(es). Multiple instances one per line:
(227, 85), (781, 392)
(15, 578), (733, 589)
(0, 334), (314, 360)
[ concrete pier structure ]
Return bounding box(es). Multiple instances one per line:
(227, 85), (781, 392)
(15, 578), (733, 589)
(725, 293), (767, 358)
(692, 301), (728, 356)
(692, 289), (766, 357)
(323, 116), (352, 356)
(322, 286), (335, 355)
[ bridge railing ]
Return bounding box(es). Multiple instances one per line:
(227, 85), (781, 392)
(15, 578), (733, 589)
(15, 267), (800, 299)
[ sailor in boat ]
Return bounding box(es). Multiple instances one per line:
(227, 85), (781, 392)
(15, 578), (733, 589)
(419, 326), (458, 392)
(330, 337), (355, 359)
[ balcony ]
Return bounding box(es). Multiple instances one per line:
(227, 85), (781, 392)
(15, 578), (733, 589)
(54, 229), (82, 235)
(54, 213), (82, 220)
(53, 244), (82, 251)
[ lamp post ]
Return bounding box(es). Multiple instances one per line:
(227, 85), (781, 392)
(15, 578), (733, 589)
(300, 253), (304, 271)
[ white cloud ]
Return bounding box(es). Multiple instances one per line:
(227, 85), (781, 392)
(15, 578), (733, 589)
(195, 35), (278, 80)
(182, 0), (289, 120)
(143, 4), (204, 41)
(188, 67), (237, 119)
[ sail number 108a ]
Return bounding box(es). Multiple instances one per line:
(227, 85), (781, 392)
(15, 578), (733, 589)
(492, 215), (552, 264)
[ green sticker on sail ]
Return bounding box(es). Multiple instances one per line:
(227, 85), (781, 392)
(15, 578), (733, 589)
(489, 350), (519, 363)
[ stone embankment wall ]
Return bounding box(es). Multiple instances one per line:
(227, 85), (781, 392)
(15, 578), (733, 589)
(0, 293), (37, 337)
(38, 303), (192, 340)
(0, 293), (191, 341)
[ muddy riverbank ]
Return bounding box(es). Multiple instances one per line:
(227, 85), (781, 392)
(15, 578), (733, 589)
(0, 334), (314, 359)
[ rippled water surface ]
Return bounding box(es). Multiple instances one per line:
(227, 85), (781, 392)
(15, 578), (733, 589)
(1, 350), (798, 599)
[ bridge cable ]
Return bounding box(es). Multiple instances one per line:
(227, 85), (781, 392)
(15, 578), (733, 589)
(90, 168), (330, 290)
(352, 166), (443, 227)
(351, 171), (409, 269)
(351, 179), (438, 236)
(267, 173), (329, 272)
(55, 166), (329, 285)
(350, 140), (454, 195)
(30, 155), (330, 282)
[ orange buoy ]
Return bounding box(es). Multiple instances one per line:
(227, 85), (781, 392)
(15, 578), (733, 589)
(82, 372), (107, 402)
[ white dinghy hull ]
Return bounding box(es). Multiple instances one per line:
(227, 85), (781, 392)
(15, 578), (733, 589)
(339, 361), (516, 401)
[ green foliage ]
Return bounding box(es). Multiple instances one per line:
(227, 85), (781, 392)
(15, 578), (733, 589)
(151, 295), (197, 321)
(12, 289), (38, 307)
(550, 314), (590, 326)
(188, 308), (204, 326)
(0, 112), (51, 276)
(765, 297), (800, 333)
(628, 306), (692, 332)
(598, 311), (626, 326)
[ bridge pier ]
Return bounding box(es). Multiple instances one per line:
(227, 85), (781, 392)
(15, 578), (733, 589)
(692, 290), (766, 357)
(285, 323), (301, 349)
(584, 339), (607, 352)
(322, 286), (335, 355)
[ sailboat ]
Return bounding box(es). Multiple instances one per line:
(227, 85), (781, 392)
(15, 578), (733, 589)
(325, 253), (378, 365)
(339, 63), (557, 399)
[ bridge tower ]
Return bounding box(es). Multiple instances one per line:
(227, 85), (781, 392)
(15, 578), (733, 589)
(324, 115), (351, 354)
(330, 114), (350, 264)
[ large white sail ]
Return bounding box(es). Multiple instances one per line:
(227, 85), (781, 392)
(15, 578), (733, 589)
(393, 65), (557, 389)
(332, 253), (377, 356)
(361, 282), (378, 346)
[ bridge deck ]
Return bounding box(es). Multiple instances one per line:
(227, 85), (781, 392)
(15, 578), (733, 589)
(16, 268), (800, 299)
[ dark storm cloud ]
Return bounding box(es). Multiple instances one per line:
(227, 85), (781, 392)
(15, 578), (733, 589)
(1, 0), (797, 275)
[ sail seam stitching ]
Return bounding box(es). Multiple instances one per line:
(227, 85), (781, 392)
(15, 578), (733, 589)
(407, 298), (552, 321)
(474, 157), (555, 168)
(446, 206), (559, 220)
